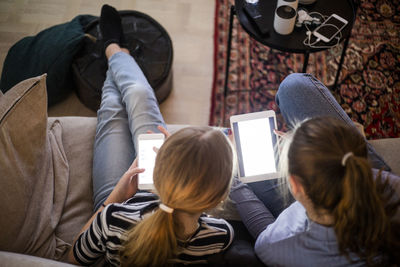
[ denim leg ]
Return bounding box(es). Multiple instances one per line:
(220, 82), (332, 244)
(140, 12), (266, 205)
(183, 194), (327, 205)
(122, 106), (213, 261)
(92, 70), (135, 211)
(108, 52), (166, 150)
(248, 179), (295, 218)
(92, 52), (166, 211)
(275, 73), (390, 171)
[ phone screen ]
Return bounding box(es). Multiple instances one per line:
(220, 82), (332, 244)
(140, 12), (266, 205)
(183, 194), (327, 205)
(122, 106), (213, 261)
(138, 138), (164, 185)
(315, 15), (347, 41)
(232, 117), (278, 177)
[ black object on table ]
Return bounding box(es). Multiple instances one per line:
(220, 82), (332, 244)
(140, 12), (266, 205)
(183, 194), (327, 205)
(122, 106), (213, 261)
(72, 10), (173, 111)
(224, 0), (357, 97)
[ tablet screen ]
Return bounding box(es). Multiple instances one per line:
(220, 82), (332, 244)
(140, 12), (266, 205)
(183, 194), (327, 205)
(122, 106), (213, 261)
(232, 117), (278, 178)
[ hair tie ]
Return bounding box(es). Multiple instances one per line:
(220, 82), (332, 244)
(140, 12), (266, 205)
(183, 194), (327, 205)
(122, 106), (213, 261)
(341, 152), (354, 166)
(159, 203), (174, 213)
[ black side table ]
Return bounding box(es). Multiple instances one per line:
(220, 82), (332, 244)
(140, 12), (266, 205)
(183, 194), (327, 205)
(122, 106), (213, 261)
(224, 0), (356, 96)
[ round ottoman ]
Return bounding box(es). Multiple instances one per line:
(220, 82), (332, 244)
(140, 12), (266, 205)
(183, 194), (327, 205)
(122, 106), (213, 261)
(72, 10), (173, 111)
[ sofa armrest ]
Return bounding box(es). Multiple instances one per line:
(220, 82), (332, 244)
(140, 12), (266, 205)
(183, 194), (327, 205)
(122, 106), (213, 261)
(0, 251), (77, 267)
(370, 138), (400, 176)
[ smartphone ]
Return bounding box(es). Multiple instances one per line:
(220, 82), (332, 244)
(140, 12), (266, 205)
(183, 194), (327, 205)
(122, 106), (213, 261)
(243, 3), (269, 36)
(137, 133), (165, 190)
(312, 14), (348, 43)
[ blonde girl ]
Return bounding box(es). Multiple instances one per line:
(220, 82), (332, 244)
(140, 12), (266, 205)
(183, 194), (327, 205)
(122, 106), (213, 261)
(70, 126), (234, 266)
(120, 126), (235, 266)
(68, 5), (234, 266)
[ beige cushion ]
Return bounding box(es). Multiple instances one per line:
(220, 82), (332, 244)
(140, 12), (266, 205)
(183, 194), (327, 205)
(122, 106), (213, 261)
(0, 251), (76, 267)
(47, 117), (97, 262)
(370, 138), (400, 176)
(0, 75), (69, 260)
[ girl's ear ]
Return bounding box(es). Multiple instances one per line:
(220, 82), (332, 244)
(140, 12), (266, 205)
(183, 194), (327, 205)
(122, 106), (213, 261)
(289, 175), (305, 199)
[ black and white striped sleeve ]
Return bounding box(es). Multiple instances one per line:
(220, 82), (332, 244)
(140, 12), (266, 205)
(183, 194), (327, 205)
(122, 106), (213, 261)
(73, 207), (109, 265)
(209, 218), (234, 251)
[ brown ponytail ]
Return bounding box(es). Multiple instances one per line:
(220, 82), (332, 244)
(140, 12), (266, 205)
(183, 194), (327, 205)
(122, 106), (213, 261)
(334, 155), (389, 264)
(281, 117), (400, 265)
(120, 127), (234, 266)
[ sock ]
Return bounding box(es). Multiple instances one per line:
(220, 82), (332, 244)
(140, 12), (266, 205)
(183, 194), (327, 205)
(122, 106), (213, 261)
(99, 4), (125, 49)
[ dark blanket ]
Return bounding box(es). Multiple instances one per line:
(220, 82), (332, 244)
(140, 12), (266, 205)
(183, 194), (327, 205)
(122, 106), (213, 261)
(0, 15), (96, 106)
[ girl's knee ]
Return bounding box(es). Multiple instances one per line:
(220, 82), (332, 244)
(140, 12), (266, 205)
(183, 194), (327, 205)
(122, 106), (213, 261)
(277, 73), (302, 104)
(100, 93), (123, 110)
(277, 73), (318, 100)
(279, 73), (309, 92)
(124, 84), (155, 102)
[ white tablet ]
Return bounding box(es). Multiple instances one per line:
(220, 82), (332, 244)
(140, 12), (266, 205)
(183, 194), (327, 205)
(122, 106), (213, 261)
(230, 110), (280, 183)
(137, 133), (164, 190)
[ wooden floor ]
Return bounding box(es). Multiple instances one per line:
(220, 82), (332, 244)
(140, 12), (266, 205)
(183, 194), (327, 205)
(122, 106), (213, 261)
(0, 0), (215, 125)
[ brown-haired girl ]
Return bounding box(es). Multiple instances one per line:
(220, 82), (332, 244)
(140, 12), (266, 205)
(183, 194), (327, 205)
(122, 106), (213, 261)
(68, 5), (234, 266)
(230, 73), (400, 266)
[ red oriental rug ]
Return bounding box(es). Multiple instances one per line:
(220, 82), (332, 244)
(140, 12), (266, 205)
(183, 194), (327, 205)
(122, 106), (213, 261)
(209, 0), (400, 139)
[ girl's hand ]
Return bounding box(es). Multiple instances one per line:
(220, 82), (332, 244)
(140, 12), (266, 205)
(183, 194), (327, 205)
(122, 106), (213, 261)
(226, 128), (234, 144)
(146, 125), (171, 138)
(157, 125), (171, 138)
(274, 129), (286, 138)
(146, 125), (170, 153)
(104, 159), (144, 205)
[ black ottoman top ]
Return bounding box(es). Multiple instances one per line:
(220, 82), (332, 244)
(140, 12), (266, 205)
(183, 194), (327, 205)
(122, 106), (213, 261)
(72, 10), (173, 111)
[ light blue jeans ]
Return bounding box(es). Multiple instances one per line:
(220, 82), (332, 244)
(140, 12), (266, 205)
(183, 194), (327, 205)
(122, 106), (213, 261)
(92, 52), (166, 211)
(275, 73), (389, 171)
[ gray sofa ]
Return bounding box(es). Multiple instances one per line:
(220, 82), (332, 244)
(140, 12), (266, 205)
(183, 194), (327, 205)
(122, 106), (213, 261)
(1, 76), (399, 266)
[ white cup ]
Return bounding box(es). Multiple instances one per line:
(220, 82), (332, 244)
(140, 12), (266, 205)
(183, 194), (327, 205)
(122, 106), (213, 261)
(277, 0), (298, 10)
(273, 5), (297, 35)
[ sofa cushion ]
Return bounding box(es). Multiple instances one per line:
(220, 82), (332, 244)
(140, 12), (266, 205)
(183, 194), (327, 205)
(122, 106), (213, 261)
(370, 138), (400, 176)
(47, 116), (97, 262)
(0, 251), (76, 267)
(0, 75), (69, 260)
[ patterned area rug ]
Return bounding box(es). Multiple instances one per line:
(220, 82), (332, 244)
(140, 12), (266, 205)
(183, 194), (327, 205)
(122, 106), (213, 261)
(210, 0), (400, 139)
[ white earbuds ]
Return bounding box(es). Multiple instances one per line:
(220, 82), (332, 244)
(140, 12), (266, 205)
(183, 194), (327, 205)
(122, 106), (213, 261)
(297, 10), (311, 21)
(296, 9), (321, 27)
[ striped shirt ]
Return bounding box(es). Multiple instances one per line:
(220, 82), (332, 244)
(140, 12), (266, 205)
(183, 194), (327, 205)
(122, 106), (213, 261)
(73, 192), (234, 266)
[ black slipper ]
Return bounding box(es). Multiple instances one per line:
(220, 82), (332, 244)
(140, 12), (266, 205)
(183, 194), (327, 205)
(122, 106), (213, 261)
(100, 4), (126, 49)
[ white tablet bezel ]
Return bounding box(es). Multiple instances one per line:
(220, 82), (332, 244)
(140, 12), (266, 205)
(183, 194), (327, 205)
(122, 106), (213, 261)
(137, 133), (165, 190)
(230, 110), (280, 183)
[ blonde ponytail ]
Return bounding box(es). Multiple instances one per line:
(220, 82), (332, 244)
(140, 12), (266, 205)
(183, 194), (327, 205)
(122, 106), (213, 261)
(121, 209), (177, 266)
(120, 127), (234, 266)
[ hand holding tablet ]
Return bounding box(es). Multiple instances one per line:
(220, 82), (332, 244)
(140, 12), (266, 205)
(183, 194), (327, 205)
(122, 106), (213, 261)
(230, 110), (280, 183)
